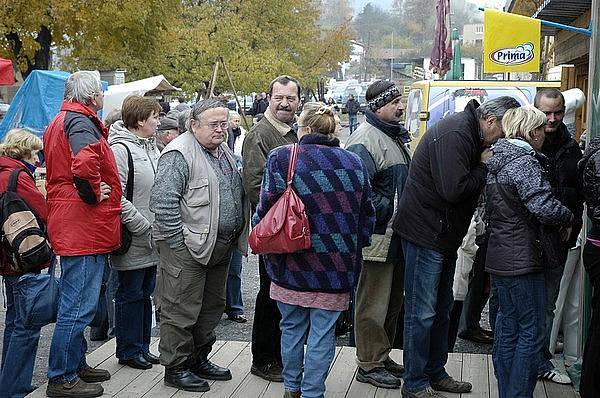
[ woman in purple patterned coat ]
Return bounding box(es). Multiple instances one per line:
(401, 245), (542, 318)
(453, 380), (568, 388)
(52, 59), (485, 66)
(254, 102), (375, 398)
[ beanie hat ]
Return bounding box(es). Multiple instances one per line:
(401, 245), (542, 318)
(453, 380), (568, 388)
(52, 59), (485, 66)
(366, 80), (401, 112)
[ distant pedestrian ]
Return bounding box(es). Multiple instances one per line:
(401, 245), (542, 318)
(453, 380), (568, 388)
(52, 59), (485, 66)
(108, 95), (162, 370)
(150, 98), (249, 392)
(175, 97), (190, 112)
(254, 102), (375, 398)
(44, 71), (121, 398)
(486, 106), (573, 398)
(156, 111), (181, 152)
(226, 111), (246, 157)
(242, 75), (301, 382)
(345, 94), (361, 134)
(395, 96), (520, 398)
(0, 129), (49, 398)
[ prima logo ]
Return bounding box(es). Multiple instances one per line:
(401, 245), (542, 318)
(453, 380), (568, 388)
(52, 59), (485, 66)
(490, 42), (535, 65)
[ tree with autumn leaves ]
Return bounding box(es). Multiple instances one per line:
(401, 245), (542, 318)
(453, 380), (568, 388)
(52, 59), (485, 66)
(0, 0), (351, 94)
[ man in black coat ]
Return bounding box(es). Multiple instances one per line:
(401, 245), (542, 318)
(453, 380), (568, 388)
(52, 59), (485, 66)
(534, 88), (583, 385)
(393, 97), (520, 398)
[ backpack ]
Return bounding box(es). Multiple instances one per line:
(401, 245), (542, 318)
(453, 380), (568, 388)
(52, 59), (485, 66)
(0, 168), (53, 273)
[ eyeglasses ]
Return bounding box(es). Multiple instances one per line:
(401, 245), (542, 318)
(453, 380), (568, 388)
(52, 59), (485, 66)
(204, 122), (229, 131)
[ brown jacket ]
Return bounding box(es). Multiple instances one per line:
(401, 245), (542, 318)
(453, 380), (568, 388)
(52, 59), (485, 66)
(242, 109), (297, 206)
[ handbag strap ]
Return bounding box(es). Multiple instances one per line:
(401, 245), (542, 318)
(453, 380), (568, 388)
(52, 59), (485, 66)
(286, 144), (299, 186)
(111, 142), (135, 202)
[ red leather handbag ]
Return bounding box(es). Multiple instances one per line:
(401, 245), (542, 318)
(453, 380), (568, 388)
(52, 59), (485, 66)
(249, 144), (311, 254)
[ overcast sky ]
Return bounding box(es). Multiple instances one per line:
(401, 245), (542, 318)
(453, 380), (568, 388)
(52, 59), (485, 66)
(351, 0), (505, 14)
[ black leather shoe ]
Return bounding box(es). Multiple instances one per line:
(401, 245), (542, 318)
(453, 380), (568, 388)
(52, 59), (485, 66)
(356, 367), (401, 389)
(458, 328), (493, 344)
(118, 355), (152, 370)
(164, 368), (210, 392)
(193, 359), (232, 381)
(143, 352), (160, 364)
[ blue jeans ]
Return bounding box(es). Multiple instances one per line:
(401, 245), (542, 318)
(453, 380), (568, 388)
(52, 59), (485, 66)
(0, 276), (42, 397)
(402, 240), (455, 392)
(348, 114), (358, 134)
(277, 302), (340, 398)
(492, 273), (546, 398)
(48, 255), (106, 382)
(225, 249), (244, 316)
(115, 266), (156, 360)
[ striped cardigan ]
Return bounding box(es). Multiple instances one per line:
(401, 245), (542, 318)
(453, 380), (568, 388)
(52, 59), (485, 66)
(253, 133), (375, 293)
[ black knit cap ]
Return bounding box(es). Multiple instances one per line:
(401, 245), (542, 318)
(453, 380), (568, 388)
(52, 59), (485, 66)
(366, 80), (401, 111)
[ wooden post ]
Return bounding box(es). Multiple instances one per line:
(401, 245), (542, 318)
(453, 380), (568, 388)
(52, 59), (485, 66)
(208, 60), (219, 98)
(219, 57), (251, 132)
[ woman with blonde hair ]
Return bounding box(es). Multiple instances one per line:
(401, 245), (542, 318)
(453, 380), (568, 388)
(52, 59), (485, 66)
(484, 106), (573, 398)
(254, 102), (375, 398)
(0, 128), (50, 397)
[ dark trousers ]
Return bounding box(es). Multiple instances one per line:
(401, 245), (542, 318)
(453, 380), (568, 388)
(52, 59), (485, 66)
(158, 242), (232, 368)
(581, 243), (600, 398)
(225, 249), (244, 316)
(463, 239), (490, 332)
(115, 266), (156, 360)
(251, 255), (282, 367)
(448, 301), (463, 352)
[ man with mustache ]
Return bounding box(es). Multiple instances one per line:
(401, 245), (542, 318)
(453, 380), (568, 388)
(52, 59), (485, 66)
(242, 75), (301, 382)
(534, 88), (583, 385)
(345, 80), (410, 389)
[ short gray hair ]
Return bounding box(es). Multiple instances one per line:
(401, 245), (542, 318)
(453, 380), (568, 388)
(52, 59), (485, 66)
(476, 96), (521, 123)
(64, 71), (103, 105)
(178, 109), (190, 133)
(186, 98), (228, 132)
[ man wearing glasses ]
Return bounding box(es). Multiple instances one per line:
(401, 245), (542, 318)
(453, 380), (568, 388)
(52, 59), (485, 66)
(242, 75), (301, 382)
(150, 98), (249, 392)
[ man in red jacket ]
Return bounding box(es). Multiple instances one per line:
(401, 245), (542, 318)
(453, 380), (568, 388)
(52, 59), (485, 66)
(44, 71), (122, 398)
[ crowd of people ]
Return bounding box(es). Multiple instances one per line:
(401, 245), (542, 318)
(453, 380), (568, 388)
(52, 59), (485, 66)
(0, 69), (598, 398)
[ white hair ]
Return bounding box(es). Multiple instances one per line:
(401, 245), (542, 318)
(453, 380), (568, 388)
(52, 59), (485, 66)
(229, 110), (240, 119)
(64, 71), (103, 105)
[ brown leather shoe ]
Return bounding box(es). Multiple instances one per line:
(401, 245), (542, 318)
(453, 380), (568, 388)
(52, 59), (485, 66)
(283, 390), (301, 398)
(77, 365), (111, 383)
(46, 378), (104, 398)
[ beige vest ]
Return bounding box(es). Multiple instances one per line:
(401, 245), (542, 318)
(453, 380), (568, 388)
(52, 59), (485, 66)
(162, 132), (249, 265)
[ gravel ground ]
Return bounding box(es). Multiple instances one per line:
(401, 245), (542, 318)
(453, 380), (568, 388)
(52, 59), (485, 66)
(0, 117), (493, 392)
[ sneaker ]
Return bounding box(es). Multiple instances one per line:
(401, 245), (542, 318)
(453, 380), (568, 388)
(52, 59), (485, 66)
(384, 358), (405, 378)
(77, 365), (111, 383)
(46, 378), (104, 398)
(431, 376), (472, 393)
(251, 362), (284, 382)
(402, 386), (447, 397)
(539, 368), (572, 384)
(356, 367), (401, 389)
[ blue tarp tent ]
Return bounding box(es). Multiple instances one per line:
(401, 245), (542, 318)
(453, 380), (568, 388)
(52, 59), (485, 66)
(0, 70), (107, 140)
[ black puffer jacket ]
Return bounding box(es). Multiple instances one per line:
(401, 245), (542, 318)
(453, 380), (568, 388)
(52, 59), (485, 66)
(485, 139), (573, 276)
(394, 100), (486, 254)
(541, 123), (583, 247)
(580, 136), (600, 239)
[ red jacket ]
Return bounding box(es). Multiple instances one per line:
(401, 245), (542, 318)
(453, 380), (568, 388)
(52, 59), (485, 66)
(0, 157), (49, 276)
(43, 101), (122, 256)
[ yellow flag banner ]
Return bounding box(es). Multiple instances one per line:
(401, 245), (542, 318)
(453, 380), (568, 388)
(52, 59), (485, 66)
(484, 9), (541, 73)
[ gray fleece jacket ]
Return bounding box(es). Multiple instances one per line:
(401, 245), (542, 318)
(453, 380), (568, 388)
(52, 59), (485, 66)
(108, 121), (160, 271)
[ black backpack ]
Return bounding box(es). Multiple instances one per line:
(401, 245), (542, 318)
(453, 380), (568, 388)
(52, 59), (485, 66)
(0, 168), (53, 273)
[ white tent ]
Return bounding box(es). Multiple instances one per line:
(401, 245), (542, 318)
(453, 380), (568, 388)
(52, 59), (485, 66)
(102, 75), (181, 120)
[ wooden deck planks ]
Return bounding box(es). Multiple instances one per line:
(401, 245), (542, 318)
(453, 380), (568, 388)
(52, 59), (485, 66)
(27, 340), (579, 398)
